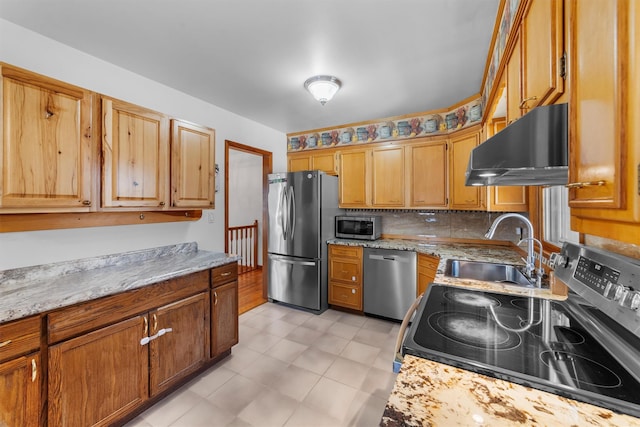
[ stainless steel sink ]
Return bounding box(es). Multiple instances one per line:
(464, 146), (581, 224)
(444, 259), (534, 287)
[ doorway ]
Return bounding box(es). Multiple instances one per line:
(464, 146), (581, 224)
(225, 140), (272, 313)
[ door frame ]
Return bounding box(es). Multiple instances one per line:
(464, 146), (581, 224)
(225, 140), (272, 299)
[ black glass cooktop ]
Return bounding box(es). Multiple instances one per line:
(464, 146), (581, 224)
(402, 285), (640, 418)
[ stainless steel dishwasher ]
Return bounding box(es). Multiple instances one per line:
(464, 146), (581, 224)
(363, 248), (416, 321)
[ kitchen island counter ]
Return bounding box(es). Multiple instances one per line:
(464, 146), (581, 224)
(382, 354), (640, 426)
(0, 242), (240, 323)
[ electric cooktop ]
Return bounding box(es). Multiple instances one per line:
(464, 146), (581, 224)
(403, 243), (640, 418)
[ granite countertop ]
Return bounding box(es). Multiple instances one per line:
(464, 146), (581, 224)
(328, 238), (564, 300)
(381, 355), (640, 426)
(0, 242), (240, 324)
(327, 238), (525, 273)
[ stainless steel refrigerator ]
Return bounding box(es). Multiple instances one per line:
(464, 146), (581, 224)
(267, 171), (341, 313)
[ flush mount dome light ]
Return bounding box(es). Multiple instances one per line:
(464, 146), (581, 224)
(304, 75), (341, 105)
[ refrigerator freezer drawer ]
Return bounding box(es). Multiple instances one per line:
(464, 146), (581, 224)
(268, 254), (321, 311)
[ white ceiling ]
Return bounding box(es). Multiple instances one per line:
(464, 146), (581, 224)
(0, 0), (500, 134)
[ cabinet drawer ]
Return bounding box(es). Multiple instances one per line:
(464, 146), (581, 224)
(212, 262), (238, 287)
(0, 315), (41, 363)
(329, 282), (362, 311)
(329, 245), (362, 260)
(48, 270), (209, 344)
(329, 259), (362, 284)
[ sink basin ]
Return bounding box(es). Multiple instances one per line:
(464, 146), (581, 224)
(444, 259), (533, 287)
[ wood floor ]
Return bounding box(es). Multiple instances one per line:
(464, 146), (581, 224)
(238, 267), (266, 314)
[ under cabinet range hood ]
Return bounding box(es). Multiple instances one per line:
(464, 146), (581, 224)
(465, 103), (568, 186)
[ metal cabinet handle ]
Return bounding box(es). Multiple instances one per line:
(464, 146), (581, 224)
(214, 291), (218, 306)
(519, 96), (538, 109)
(565, 180), (606, 189)
(0, 339), (12, 348)
(31, 359), (37, 382)
(221, 272), (232, 277)
(143, 316), (148, 335)
(152, 314), (158, 334)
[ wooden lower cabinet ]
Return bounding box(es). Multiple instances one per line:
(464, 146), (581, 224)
(417, 253), (440, 296)
(43, 265), (238, 426)
(328, 245), (363, 311)
(0, 353), (41, 427)
(211, 281), (239, 357)
(150, 292), (210, 396)
(48, 315), (149, 426)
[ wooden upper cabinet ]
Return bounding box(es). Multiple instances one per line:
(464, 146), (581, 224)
(449, 128), (482, 209)
(170, 119), (215, 208)
(311, 151), (338, 175)
(372, 145), (404, 207)
(102, 97), (170, 209)
(288, 153), (311, 173)
(506, 30), (523, 124)
(484, 119), (528, 212)
(288, 151), (337, 175)
(520, 0), (564, 110)
(568, 0), (640, 243)
(0, 64), (94, 212)
(338, 148), (370, 207)
(406, 139), (448, 208)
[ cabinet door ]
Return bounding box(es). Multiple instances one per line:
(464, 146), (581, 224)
(328, 245), (363, 311)
(521, 0), (564, 109)
(372, 145), (405, 206)
(407, 140), (448, 208)
(484, 120), (528, 212)
(48, 315), (149, 426)
(506, 30), (523, 124)
(102, 97), (169, 209)
(449, 130), (482, 209)
(0, 353), (41, 427)
(417, 253), (439, 296)
(212, 281), (238, 357)
(150, 292), (209, 396)
(338, 148), (370, 207)
(288, 154), (311, 173)
(568, 0), (639, 243)
(0, 65), (94, 211)
(311, 152), (338, 176)
(170, 119), (215, 208)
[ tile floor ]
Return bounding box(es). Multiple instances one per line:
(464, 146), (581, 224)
(125, 302), (400, 427)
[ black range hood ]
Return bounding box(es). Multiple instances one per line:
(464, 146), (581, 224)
(465, 103), (568, 186)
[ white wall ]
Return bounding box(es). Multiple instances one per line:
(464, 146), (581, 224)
(228, 150), (264, 265)
(0, 19), (287, 270)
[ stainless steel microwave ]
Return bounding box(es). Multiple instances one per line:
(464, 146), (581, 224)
(335, 215), (381, 240)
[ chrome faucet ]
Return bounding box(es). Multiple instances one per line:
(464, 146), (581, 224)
(485, 213), (543, 286)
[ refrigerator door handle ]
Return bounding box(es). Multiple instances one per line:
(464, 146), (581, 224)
(280, 184), (288, 240)
(270, 255), (316, 267)
(290, 186), (296, 240)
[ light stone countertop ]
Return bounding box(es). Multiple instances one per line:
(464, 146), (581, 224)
(327, 238), (564, 300)
(0, 242), (240, 324)
(381, 355), (640, 426)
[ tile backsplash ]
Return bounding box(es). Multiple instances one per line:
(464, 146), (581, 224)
(345, 210), (527, 243)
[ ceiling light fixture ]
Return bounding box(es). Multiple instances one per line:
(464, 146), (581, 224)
(304, 75), (341, 105)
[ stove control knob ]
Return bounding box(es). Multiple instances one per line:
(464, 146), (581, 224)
(613, 285), (629, 302)
(624, 292), (640, 311)
(549, 253), (568, 269)
(603, 282), (616, 299)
